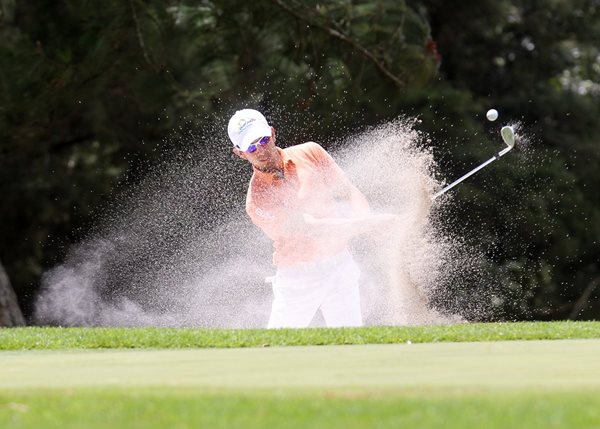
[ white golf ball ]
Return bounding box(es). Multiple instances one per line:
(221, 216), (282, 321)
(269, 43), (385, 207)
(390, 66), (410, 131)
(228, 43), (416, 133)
(486, 109), (498, 121)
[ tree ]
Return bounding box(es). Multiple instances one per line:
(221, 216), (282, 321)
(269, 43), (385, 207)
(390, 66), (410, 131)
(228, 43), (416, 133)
(1, 0), (439, 318)
(420, 0), (600, 319)
(2, 0), (598, 322)
(0, 259), (25, 326)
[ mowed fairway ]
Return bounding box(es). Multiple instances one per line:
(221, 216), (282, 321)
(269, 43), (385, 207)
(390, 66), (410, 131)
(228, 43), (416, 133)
(2, 340), (600, 391)
(2, 334), (600, 428)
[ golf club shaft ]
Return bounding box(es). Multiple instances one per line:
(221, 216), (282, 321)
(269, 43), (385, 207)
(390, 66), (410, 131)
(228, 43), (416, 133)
(431, 155), (499, 200)
(432, 125), (516, 200)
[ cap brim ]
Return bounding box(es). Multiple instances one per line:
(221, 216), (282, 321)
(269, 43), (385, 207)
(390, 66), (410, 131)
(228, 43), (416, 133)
(238, 123), (272, 151)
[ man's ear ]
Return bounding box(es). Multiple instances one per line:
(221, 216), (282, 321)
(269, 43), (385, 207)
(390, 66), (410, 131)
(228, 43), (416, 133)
(232, 147), (247, 160)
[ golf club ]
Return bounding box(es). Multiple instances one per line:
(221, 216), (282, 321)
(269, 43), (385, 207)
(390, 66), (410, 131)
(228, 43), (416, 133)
(432, 125), (516, 200)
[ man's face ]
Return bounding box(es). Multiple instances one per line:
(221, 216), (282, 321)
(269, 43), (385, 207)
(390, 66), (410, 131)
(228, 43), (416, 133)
(234, 127), (280, 171)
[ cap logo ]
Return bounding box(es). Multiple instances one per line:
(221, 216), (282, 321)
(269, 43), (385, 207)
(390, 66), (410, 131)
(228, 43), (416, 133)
(237, 118), (255, 135)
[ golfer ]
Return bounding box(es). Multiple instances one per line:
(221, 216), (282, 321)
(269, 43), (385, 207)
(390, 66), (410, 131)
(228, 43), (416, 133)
(228, 109), (392, 328)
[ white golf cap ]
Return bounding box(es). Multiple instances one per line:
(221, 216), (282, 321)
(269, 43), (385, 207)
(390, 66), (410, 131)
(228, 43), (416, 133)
(227, 109), (272, 151)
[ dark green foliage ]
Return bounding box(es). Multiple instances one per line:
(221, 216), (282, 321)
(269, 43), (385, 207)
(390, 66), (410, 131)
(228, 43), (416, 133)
(424, 0), (600, 320)
(0, 0), (598, 321)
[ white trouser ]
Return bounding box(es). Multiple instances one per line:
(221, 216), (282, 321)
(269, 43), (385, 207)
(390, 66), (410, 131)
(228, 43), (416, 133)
(267, 248), (362, 328)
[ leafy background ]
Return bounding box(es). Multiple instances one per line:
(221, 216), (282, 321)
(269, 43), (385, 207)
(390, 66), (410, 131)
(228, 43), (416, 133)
(1, 0), (598, 321)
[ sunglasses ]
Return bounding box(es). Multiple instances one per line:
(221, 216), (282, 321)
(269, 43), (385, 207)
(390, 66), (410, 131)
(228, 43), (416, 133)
(246, 136), (270, 153)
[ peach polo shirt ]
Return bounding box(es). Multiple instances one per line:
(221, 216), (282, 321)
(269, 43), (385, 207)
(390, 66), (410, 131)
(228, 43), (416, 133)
(246, 142), (358, 267)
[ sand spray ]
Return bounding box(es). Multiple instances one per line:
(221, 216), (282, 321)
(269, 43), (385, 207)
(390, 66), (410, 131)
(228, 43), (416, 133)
(34, 117), (489, 327)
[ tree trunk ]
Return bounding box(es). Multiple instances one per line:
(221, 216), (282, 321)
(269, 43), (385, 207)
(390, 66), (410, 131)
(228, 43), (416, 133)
(0, 259), (26, 326)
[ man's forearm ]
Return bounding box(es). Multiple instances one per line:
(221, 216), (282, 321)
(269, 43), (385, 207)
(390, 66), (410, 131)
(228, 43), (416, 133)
(301, 213), (398, 240)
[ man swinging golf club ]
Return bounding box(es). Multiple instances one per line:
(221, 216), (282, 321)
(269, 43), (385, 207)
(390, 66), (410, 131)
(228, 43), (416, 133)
(228, 109), (395, 328)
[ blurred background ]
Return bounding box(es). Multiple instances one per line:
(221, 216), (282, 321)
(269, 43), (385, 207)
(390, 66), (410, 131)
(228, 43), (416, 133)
(1, 0), (598, 325)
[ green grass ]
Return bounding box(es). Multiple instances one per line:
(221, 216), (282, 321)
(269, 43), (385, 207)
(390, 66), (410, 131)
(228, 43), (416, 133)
(2, 339), (600, 428)
(2, 323), (600, 428)
(2, 389), (599, 429)
(2, 340), (600, 390)
(1, 321), (599, 350)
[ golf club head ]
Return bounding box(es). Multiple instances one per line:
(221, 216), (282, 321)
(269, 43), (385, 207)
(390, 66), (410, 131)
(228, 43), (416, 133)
(501, 126), (516, 149)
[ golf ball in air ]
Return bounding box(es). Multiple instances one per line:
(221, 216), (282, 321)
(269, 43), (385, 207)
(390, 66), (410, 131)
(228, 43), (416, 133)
(486, 109), (498, 121)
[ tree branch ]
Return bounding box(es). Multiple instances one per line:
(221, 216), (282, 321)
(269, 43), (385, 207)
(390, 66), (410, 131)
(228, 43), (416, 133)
(128, 1), (194, 100)
(129, 0), (155, 69)
(270, 0), (406, 89)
